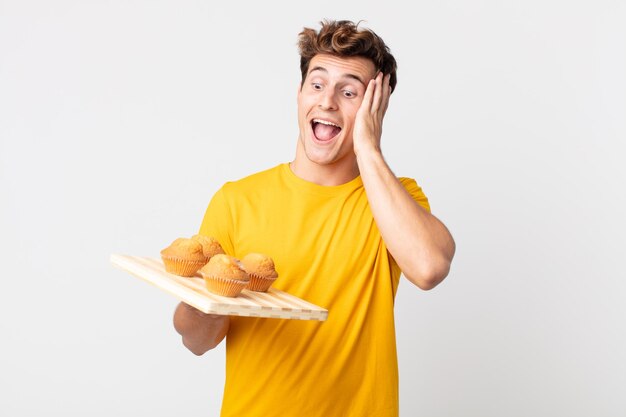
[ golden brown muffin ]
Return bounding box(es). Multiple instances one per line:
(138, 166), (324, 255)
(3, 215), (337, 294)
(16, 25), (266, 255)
(241, 253), (278, 292)
(191, 234), (225, 260)
(199, 254), (249, 297)
(160, 238), (207, 277)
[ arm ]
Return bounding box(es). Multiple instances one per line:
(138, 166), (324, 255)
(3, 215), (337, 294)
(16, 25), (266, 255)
(175, 186), (232, 354)
(173, 302), (229, 355)
(353, 73), (456, 290)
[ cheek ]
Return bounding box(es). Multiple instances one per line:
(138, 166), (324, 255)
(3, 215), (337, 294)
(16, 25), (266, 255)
(343, 106), (361, 126)
(349, 97), (364, 114)
(298, 97), (314, 115)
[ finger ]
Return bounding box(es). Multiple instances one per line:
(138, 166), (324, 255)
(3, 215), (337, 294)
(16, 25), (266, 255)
(381, 73), (391, 115)
(180, 302), (209, 318)
(370, 72), (384, 114)
(359, 78), (376, 114)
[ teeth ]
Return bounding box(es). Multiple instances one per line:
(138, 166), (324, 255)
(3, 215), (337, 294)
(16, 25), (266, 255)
(313, 119), (340, 128)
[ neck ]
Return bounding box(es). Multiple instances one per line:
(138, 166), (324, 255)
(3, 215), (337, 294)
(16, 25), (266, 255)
(290, 141), (359, 186)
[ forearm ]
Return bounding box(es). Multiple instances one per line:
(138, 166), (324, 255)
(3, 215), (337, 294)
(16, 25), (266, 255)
(173, 302), (229, 355)
(356, 149), (455, 289)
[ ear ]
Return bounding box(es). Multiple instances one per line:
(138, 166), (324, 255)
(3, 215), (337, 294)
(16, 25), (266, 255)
(297, 80), (303, 102)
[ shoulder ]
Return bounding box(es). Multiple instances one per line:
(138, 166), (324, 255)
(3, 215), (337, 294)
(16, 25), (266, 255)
(200, 165), (284, 238)
(220, 164), (284, 194)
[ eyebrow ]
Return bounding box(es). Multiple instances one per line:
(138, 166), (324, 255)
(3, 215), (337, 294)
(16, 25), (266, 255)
(308, 66), (366, 86)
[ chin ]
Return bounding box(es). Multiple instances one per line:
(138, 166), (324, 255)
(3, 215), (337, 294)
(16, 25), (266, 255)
(304, 151), (337, 166)
(305, 146), (354, 167)
(298, 129), (354, 166)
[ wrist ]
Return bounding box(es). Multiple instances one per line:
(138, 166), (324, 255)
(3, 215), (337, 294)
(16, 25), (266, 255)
(355, 143), (383, 163)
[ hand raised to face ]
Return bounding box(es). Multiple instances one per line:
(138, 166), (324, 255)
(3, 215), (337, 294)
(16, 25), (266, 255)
(352, 71), (392, 157)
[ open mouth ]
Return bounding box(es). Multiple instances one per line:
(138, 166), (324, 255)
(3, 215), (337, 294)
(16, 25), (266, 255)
(311, 118), (342, 142)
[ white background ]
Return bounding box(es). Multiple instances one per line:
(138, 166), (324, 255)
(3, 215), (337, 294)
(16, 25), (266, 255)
(1, 0), (625, 416)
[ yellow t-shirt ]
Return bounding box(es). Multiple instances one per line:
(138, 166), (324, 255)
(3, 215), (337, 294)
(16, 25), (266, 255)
(199, 163), (430, 417)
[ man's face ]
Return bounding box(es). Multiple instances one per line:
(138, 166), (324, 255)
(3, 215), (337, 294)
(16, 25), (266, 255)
(297, 54), (377, 168)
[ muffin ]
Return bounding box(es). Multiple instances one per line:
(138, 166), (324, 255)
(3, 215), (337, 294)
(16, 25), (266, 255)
(160, 238), (207, 277)
(199, 254), (250, 297)
(191, 234), (225, 260)
(241, 253), (278, 292)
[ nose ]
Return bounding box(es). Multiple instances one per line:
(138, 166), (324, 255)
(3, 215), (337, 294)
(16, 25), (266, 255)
(318, 88), (338, 111)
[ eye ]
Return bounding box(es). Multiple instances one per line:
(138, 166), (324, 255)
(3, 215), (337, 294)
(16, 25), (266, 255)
(311, 83), (323, 91)
(342, 90), (356, 98)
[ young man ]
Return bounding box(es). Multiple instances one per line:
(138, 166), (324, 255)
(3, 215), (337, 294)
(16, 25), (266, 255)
(173, 20), (455, 417)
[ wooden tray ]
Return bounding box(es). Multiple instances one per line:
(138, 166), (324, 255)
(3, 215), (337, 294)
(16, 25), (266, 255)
(110, 254), (328, 321)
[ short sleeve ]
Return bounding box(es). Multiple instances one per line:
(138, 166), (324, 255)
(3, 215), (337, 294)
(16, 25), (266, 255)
(198, 185), (235, 256)
(398, 177), (430, 212)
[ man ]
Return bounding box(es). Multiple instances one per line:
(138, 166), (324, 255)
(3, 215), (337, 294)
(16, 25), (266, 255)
(173, 20), (455, 417)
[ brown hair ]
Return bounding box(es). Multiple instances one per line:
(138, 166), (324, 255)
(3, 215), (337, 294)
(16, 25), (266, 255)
(298, 20), (398, 93)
